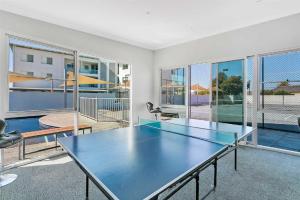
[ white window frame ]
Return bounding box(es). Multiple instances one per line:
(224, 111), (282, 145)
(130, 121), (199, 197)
(41, 56), (53, 65)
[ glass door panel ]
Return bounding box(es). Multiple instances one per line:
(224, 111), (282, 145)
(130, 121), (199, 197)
(161, 68), (186, 118)
(258, 50), (300, 152)
(212, 60), (244, 125)
(78, 58), (131, 133)
(189, 63), (211, 120)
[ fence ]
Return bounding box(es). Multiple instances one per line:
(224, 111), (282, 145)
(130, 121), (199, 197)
(79, 97), (130, 123)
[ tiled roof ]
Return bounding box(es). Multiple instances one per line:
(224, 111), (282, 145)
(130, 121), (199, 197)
(273, 85), (300, 93)
(191, 84), (208, 91)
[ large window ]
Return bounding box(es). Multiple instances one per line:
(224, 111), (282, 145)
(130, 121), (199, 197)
(8, 37), (75, 112)
(161, 68), (185, 105)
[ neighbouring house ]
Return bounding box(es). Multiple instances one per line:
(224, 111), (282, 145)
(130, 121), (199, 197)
(191, 84), (208, 95)
(9, 41), (131, 91)
(273, 85), (300, 94)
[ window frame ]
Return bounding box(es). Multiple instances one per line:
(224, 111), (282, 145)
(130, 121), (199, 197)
(160, 67), (187, 107)
(21, 54), (34, 62)
(41, 56), (53, 65)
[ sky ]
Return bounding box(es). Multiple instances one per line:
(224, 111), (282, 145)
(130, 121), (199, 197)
(262, 51), (300, 84)
(191, 60), (243, 88)
(190, 63), (210, 88)
(190, 52), (300, 90)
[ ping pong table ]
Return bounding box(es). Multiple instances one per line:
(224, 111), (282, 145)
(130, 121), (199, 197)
(58, 118), (254, 200)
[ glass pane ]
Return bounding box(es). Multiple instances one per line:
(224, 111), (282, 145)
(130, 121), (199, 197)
(78, 59), (131, 133)
(190, 63), (210, 120)
(160, 67), (186, 118)
(211, 63), (218, 122)
(247, 56), (254, 126)
(79, 56), (99, 89)
(258, 50), (300, 152)
(212, 60), (244, 125)
(109, 62), (117, 88)
(161, 68), (185, 105)
(6, 36), (76, 162)
(245, 56), (254, 143)
(8, 38), (75, 111)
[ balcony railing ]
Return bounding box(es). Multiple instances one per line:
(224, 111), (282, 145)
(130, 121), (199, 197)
(79, 69), (98, 74)
(79, 97), (130, 123)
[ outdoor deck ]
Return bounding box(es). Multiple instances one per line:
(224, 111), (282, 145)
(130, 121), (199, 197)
(2, 116), (127, 165)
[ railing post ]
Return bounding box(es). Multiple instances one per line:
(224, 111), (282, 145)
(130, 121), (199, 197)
(78, 97), (130, 125)
(122, 99), (125, 122)
(96, 98), (98, 122)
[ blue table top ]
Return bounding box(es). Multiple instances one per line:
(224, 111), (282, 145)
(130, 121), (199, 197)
(58, 124), (226, 200)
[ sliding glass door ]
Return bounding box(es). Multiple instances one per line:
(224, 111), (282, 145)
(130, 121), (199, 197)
(189, 63), (211, 120)
(212, 60), (244, 125)
(78, 57), (131, 133)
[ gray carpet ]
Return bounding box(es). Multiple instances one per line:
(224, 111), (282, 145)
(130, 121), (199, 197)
(1, 147), (300, 200)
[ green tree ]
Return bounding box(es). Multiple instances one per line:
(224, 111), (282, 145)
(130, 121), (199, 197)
(219, 76), (243, 95)
(278, 81), (289, 87)
(273, 90), (293, 95)
(212, 72), (227, 87)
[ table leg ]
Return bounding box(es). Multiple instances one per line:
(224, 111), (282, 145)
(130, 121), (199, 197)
(234, 134), (238, 171)
(18, 142), (21, 160)
(214, 159), (217, 188)
(196, 174), (199, 200)
(55, 134), (58, 150)
(86, 175), (89, 200)
(234, 148), (237, 171)
(22, 139), (25, 160)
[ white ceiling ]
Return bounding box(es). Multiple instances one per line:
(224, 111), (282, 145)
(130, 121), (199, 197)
(0, 0), (300, 50)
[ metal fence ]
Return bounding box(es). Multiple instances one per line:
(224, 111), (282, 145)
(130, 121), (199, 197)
(259, 51), (300, 132)
(79, 97), (130, 123)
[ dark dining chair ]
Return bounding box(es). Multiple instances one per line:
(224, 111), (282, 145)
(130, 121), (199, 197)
(146, 102), (161, 120)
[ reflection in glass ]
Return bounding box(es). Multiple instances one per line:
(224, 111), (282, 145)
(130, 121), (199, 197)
(212, 60), (244, 125)
(8, 37), (75, 111)
(189, 63), (210, 120)
(161, 68), (185, 105)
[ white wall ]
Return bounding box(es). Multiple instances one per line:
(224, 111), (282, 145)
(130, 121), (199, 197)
(0, 10), (154, 122)
(153, 13), (300, 106)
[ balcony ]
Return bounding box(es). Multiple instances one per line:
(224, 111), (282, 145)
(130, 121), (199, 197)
(79, 68), (98, 75)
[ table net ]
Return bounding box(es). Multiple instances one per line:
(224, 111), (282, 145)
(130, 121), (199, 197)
(139, 118), (238, 145)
